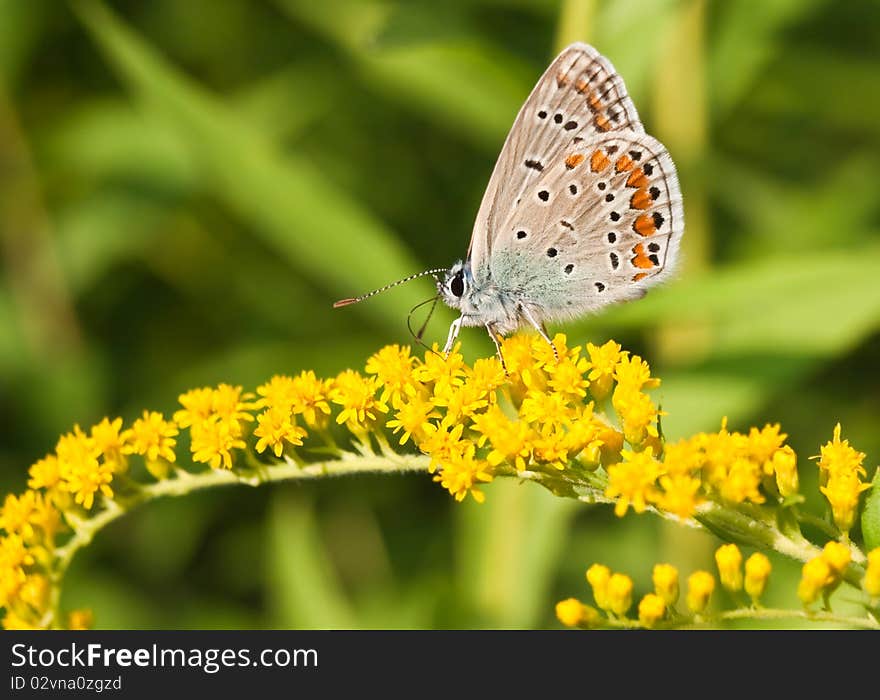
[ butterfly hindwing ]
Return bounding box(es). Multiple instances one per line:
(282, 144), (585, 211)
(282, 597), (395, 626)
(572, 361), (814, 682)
(487, 131), (684, 323)
(468, 43), (645, 269)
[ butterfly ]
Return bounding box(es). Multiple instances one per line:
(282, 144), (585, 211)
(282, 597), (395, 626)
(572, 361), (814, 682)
(335, 43), (684, 369)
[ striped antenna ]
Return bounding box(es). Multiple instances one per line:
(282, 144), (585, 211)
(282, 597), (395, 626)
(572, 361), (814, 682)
(333, 268), (448, 308)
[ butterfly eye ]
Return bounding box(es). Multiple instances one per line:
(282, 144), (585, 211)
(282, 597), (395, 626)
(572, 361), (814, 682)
(450, 273), (465, 298)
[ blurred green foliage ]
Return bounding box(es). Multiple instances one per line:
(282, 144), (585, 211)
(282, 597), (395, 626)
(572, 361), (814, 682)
(1, 0), (878, 628)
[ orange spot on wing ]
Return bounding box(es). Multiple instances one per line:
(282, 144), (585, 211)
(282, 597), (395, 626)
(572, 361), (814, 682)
(631, 243), (654, 269)
(615, 154), (635, 172)
(594, 114), (611, 131)
(575, 79), (589, 94)
(556, 72), (570, 88)
(633, 272), (648, 282)
(626, 168), (648, 189)
(589, 150), (609, 172)
(630, 188), (652, 210)
(633, 214), (657, 237)
(565, 153), (586, 169)
(587, 91), (602, 111)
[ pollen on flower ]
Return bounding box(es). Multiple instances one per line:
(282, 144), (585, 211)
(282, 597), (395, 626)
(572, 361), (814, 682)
(173, 387), (216, 428)
(288, 370), (333, 427)
(366, 344), (416, 402)
(27, 454), (61, 492)
(90, 417), (127, 471)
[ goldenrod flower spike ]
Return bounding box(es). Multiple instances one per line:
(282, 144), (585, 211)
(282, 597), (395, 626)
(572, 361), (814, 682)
(3, 337), (879, 630)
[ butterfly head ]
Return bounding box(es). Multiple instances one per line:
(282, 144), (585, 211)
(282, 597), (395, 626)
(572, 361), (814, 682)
(438, 260), (472, 311)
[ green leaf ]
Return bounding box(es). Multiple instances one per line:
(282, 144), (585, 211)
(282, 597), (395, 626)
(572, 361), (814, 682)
(862, 468), (880, 552)
(71, 0), (439, 335)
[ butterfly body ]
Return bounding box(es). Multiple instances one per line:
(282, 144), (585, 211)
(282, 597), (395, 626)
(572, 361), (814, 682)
(336, 43), (684, 363)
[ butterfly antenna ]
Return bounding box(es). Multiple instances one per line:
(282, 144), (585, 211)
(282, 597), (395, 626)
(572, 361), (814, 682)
(333, 268), (448, 308)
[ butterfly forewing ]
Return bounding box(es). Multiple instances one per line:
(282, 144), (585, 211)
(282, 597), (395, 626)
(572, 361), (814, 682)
(468, 43), (644, 268)
(488, 131), (684, 323)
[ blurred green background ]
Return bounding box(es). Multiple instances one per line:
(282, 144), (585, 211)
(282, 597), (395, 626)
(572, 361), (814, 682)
(1, 0), (879, 628)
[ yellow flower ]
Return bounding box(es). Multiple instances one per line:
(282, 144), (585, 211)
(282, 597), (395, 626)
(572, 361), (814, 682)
(432, 445), (492, 503)
(418, 422), (467, 473)
(820, 472), (870, 534)
(519, 390), (574, 430)
(715, 544), (743, 592)
(744, 553), (771, 603)
(433, 380), (489, 424)
(545, 353), (589, 400)
(466, 356), (507, 398)
(686, 571), (715, 614)
(657, 474), (702, 519)
(612, 387), (660, 445)
(499, 335), (539, 385)
(331, 370), (388, 431)
(212, 384), (255, 425)
(718, 457), (764, 504)
(386, 393), (440, 446)
(192, 416), (248, 469)
(638, 593), (666, 628)
(813, 423), (866, 479)
(123, 410), (178, 465)
(255, 375), (299, 411)
(471, 405), (532, 472)
(90, 417), (127, 470)
(747, 424), (787, 473)
(586, 564), (611, 611)
(863, 548), (880, 599)
(60, 458), (114, 510)
(28, 454), (61, 492)
(770, 446), (799, 497)
(18, 574), (49, 612)
(820, 541), (851, 576)
(288, 370), (333, 427)
(366, 344), (415, 402)
(661, 437), (704, 477)
(652, 563), (679, 607)
(254, 406), (307, 457)
(555, 598), (600, 628)
(797, 556), (833, 605)
(0, 492), (38, 539)
(67, 609), (94, 630)
(614, 353), (660, 393)
(0, 534), (35, 607)
(28, 494), (63, 544)
(605, 447), (662, 517)
(412, 344), (467, 396)
(606, 573), (633, 616)
(531, 427), (571, 471)
(3, 610), (39, 630)
(173, 387), (215, 428)
(584, 340), (623, 401)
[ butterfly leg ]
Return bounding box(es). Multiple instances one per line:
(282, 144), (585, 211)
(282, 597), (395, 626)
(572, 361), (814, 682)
(519, 304), (558, 362)
(443, 316), (463, 356)
(485, 323), (508, 375)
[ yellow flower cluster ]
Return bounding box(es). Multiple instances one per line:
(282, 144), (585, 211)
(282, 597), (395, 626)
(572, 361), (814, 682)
(3, 336), (878, 630)
(558, 544), (774, 629)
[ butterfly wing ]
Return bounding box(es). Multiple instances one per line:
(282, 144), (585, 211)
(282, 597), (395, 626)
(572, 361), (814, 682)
(487, 130), (684, 323)
(468, 43), (644, 269)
